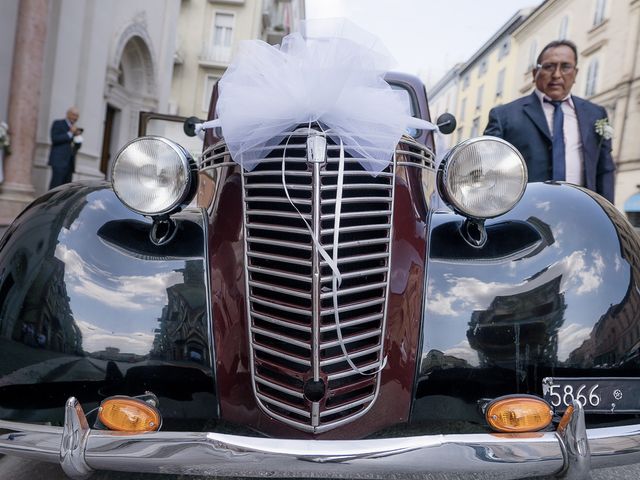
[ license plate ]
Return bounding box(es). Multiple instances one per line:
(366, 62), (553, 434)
(542, 377), (640, 413)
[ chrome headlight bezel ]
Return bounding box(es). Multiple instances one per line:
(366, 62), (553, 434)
(437, 136), (528, 220)
(111, 136), (197, 217)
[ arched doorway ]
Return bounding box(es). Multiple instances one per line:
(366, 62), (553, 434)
(101, 28), (158, 177)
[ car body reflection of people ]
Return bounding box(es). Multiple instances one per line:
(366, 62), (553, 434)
(484, 40), (615, 202)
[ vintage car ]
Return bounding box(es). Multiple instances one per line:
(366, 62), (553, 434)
(1, 71), (640, 480)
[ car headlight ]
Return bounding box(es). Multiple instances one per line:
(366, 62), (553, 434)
(111, 136), (197, 216)
(438, 136), (527, 219)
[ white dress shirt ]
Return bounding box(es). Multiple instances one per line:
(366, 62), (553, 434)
(534, 88), (584, 186)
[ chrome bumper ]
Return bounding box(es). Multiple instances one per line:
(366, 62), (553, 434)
(2, 398), (640, 479)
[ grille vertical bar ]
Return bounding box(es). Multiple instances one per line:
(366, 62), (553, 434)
(241, 129), (397, 433)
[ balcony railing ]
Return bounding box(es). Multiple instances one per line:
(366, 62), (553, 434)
(199, 44), (232, 66)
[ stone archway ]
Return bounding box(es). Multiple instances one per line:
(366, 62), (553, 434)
(101, 21), (158, 176)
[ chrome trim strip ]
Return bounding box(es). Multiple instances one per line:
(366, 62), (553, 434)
(320, 314), (384, 332)
(555, 401), (590, 479)
(320, 252), (389, 265)
(252, 344), (311, 365)
(323, 298), (386, 315)
(199, 161), (237, 172)
(245, 183), (313, 191)
(244, 196), (312, 205)
(247, 253), (312, 267)
(322, 330), (381, 349)
(311, 139), (323, 389)
(327, 362), (383, 380)
(320, 346), (383, 366)
(332, 238), (389, 248)
(246, 237), (312, 250)
(321, 170), (394, 178)
(248, 280), (311, 297)
(338, 268), (388, 279)
(199, 206), (219, 415)
(320, 183), (392, 191)
(60, 397), (93, 479)
(322, 210), (392, 220)
(319, 282), (388, 298)
(246, 209), (313, 219)
(251, 311), (311, 332)
(255, 377), (305, 398)
(244, 170), (310, 177)
(255, 393), (311, 418)
(246, 223), (310, 235)
(247, 266), (311, 283)
(251, 326), (311, 349)
(322, 196), (393, 205)
(249, 297), (312, 315)
(320, 395), (375, 416)
(8, 400), (640, 479)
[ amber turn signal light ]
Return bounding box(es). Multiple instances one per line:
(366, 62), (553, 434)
(98, 396), (161, 432)
(485, 395), (553, 433)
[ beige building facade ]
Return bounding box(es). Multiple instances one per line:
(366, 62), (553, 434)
(428, 64), (461, 152)
(170, 0), (305, 119)
(430, 10), (530, 151)
(454, 10), (530, 146)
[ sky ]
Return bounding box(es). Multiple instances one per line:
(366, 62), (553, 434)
(305, 0), (542, 87)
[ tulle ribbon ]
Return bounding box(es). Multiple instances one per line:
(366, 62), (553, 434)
(197, 18), (437, 173)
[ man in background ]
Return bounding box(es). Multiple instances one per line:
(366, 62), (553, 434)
(484, 40), (615, 203)
(48, 107), (83, 189)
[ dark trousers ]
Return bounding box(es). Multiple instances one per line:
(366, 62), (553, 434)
(49, 163), (73, 190)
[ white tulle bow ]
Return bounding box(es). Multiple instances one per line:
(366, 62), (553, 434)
(200, 19), (437, 173)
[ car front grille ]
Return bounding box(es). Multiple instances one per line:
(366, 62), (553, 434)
(240, 128), (396, 433)
(199, 127), (434, 433)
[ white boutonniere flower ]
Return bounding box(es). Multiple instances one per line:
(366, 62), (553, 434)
(0, 121), (11, 155)
(594, 118), (614, 140)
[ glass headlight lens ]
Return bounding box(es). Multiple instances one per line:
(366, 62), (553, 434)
(112, 136), (195, 216)
(439, 136), (527, 219)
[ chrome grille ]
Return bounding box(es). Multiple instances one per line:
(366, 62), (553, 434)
(208, 128), (434, 433)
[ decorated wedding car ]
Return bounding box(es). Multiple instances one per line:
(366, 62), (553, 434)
(1, 21), (640, 480)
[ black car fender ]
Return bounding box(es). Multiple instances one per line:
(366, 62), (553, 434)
(413, 181), (640, 425)
(0, 183), (217, 428)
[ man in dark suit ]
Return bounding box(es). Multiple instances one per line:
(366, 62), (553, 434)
(48, 107), (82, 190)
(484, 40), (615, 203)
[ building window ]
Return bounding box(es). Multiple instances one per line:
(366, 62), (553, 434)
(203, 75), (220, 111)
(585, 58), (599, 97)
(459, 98), (466, 122)
(478, 58), (488, 78)
(475, 85), (484, 111)
(457, 127), (464, 143)
(462, 74), (470, 90)
(559, 15), (569, 39)
(528, 39), (538, 70)
(496, 69), (505, 97)
(470, 117), (480, 138)
(498, 38), (510, 61)
(593, 0), (607, 27)
(206, 12), (234, 62)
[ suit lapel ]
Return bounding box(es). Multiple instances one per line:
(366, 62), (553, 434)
(573, 96), (595, 149)
(573, 96), (597, 188)
(522, 92), (552, 142)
